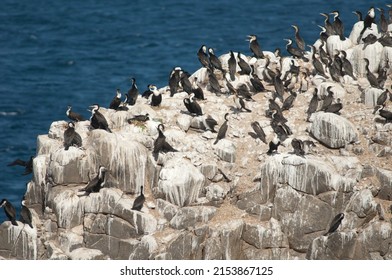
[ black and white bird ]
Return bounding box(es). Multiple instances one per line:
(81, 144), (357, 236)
(78, 166), (108, 196)
(320, 86), (334, 111)
(340, 50), (356, 80)
(191, 77), (205, 100)
(169, 67), (182, 97)
(267, 134), (281, 155)
(20, 196), (33, 228)
(131, 186), (145, 211)
(330, 10), (345, 40)
(213, 113), (229, 145)
(8, 156), (34, 175)
(197, 45), (211, 69)
(307, 89), (319, 121)
(89, 104), (112, 133)
(233, 93), (251, 112)
(127, 113), (150, 123)
(364, 58), (381, 89)
(109, 89), (122, 110)
(0, 199), (18, 226)
(66, 105), (85, 122)
(373, 104), (392, 122)
(324, 213), (344, 236)
(247, 34), (265, 59)
(153, 124), (178, 160)
(325, 98), (343, 114)
(320, 12), (335, 36)
(148, 85), (162, 107)
(208, 47), (225, 73)
(63, 122), (83, 150)
(284, 39), (308, 62)
(184, 93), (203, 116)
(180, 71), (193, 94)
(291, 138), (305, 156)
(237, 52), (252, 75)
(358, 7), (376, 43)
(203, 115), (218, 132)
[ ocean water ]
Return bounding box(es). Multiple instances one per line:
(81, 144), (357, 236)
(0, 0), (383, 222)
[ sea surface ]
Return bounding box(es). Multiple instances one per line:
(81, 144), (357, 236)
(0, 0), (384, 222)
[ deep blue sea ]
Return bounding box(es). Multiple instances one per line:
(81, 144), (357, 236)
(0, 0), (384, 221)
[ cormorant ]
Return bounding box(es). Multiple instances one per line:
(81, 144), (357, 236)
(320, 12), (335, 36)
(320, 86), (334, 111)
(377, 7), (388, 34)
(208, 48), (225, 73)
(352, 10), (363, 22)
(273, 71), (286, 102)
(180, 71), (193, 94)
(197, 45), (211, 69)
(250, 121), (267, 143)
(191, 77), (205, 100)
(131, 186), (145, 211)
(237, 52), (252, 75)
(0, 199), (18, 226)
(8, 156), (34, 175)
(282, 91), (297, 111)
(247, 34), (265, 59)
(376, 90), (389, 106)
(364, 58), (381, 89)
(187, 93), (203, 116)
(284, 39), (308, 62)
(325, 98), (343, 114)
(203, 115), (218, 132)
(78, 166), (108, 196)
(169, 67), (182, 97)
(109, 89), (122, 110)
(89, 104), (112, 133)
(228, 51), (237, 81)
(148, 85), (162, 107)
(358, 7), (376, 43)
(153, 124), (178, 160)
(362, 33), (378, 50)
(233, 93), (251, 112)
(126, 77), (139, 106)
(267, 134), (281, 155)
(208, 70), (222, 94)
(373, 104), (392, 122)
(127, 113), (150, 123)
(66, 105), (85, 122)
(330, 11), (345, 40)
(20, 196), (33, 228)
(63, 122), (82, 150)
(317, 25), (329, 42)
(309, 45), (327, 78)
(292, 25), (305, 51)
(213, 113), (229, 145)
(324, 213), (344, 236)
(340, 50), (356, 80)
(291, 138), (305, 156)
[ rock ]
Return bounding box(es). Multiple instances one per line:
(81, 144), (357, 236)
(205, 184), (227, 202)
(350, 42), (383, 76)
(375, 168), (392, 201)
(326, 35), (353, 58)
(213, 139), (236, 163)
(176, 114), (192, 131)
(310, 112), (359, 148)
(69, 247), (106, 260)
(318, 82), (346, 100)
(170, 206), (216, 230)
(363, 88), (387, 107)
(156, 199), (179, 222)
(156, 158), (205, 206)
(0, 222), (38, 259)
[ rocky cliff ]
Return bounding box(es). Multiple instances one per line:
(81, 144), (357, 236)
(1, 11), (392, 260)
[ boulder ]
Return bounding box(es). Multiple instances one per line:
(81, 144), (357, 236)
(213, 139), (236, 163)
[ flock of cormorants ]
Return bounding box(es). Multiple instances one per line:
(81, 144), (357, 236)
(3, 5), (392, 238)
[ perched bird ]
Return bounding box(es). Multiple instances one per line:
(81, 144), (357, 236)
(0, 199), (18, 226)
(309, 45), (327, 78)
(126, 77), (139, 106)
(377, 7), (388, 34)
(20, 196), (33, 228)
(208, 48), (225, 73)
(352, 10), (363, 22)
(233, 93), (252, 112)
(197, 45), (211, 69)
(340, 50), (356, 80)
(320, 86), (334, 111)
(237, 52), (252, 75)
(89, 104), (112, 133)
(183, 93), (202, 116)
(141, 84), (154, 99)
(273, 71), (285, 102)
(63, 122), (82, 150)
(78, 166), (108, 196)
(208, 70), (222, 94)
(7, 156), (34, 175)
(66, 105), (85, 122)
(373, 104), (392, 122)
(284, 39), (308, 62)
(250, 66), (266, 93)
(127, 113), (150, 123)
(358, 7), (376, 43)
(320, 12), (335, 36)
(148, 85), (162, 107)
(324, 213), (344, 236)
(247, 34), (265, 59)
(203, 115), (218, 132)
(364, 58), (381, 89)
(228, 51), (237, 81)
(376, 90), (389, 106)
(362, 33), (378, 50)
(169, 67), (182, 97)
(180, 71), (193, 94)
(109, 88), (122, 110)
(292, 25), (305, 51)
(282, 91), (297, 111)
(325, 98), (343, 114)
(153, 124), (178, 160)
(214, 113), (229, 145)
(131, 186), (145, 211)
(191, 77), (205, 100)
(291, 138), (305, 156)
(267, 134), (281, 155)
(250, 121), (267, 143)
(307, 89), (319, 121)
(330, 10), (345, 40)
